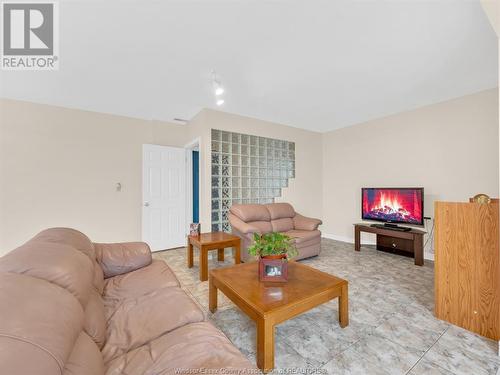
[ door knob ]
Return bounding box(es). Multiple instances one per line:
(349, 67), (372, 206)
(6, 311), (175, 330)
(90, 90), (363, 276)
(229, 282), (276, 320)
(144, 202), (150, 207)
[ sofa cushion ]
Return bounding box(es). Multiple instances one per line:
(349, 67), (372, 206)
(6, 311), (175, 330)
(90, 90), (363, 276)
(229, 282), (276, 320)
(30, 227), (95, 259)
(103, 259), (179, 302)
(285, 229), (321, 244)
(29, 228), (105, 294)
(271, 218), (294, 232)
(230, 204), (271, 222)
(102, 287), (204, 363)
(0, 272), (84, 375)
(105, 322), (255, 375)
(0, 242), (94, 307)
(265, 202), (295, 219)
(63, 332), (104, 375)
(84, 289), (106, 349)
(94, 242), (152, 279)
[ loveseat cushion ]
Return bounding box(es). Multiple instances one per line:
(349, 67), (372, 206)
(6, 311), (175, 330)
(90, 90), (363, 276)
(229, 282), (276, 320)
(230, 204), (271, 222)
(293, 214), (322, 231)
(103, 259), (179, 302)
(105, 322), (255, 375)
(285, 229), (321, 244)
(271, 217), (294, 232)
(265, 202), (295, 219)
(102, 287), (204, 363)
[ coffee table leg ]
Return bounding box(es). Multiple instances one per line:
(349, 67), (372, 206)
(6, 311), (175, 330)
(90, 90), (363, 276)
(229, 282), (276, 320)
(187, 239), (194, 268)
(217, 248), (225, 262)
(200, 246), (208, 281)
(209, 275), (217, 313)
(339, 283), (349, 328)
(257, 319), (274, 372)
(234, 242), (241, 264)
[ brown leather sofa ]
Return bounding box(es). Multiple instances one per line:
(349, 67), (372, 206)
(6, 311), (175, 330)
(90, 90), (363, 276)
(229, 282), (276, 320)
(229, 203), (322, 262)
(0, 228), (254, 375)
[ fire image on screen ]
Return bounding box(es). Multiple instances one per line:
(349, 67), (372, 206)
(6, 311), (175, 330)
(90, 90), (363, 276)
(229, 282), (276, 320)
(362, 188), (423, 225)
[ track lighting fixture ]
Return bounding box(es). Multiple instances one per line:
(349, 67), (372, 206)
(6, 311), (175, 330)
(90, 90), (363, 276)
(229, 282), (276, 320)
(211, 70), (225, 106)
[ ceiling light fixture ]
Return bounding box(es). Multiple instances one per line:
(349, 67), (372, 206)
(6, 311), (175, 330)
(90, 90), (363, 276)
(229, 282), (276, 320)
(215, 86), (224, 96)
(211, 70), (225, 105)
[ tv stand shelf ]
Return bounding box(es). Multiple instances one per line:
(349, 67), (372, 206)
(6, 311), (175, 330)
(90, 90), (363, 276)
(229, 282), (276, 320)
(353, 223), (426, 266)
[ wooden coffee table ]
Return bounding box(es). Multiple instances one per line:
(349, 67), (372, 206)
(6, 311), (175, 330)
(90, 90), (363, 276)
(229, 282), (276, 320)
(187, 232), (241, 281)
(209, 261), (349, 372)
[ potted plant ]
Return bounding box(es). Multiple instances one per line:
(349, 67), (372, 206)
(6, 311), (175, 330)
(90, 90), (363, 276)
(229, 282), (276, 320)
(247, 232), (298, 282)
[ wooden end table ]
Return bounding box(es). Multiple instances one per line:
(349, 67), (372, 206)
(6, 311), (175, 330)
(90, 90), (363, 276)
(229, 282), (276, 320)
(209, 261), (348, 372)
(187, 232), (241, 281)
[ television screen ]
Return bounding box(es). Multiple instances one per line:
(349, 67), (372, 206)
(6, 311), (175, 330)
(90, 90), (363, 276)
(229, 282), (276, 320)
(362, 188), (424, 226)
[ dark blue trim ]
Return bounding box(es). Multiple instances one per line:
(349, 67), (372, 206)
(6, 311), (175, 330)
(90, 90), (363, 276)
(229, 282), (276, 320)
(192, 150), (199, 223)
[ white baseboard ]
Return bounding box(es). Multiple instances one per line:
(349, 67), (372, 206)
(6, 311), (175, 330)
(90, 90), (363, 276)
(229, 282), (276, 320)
(322, 233), (434, 261)
(322, 233), (376, 245)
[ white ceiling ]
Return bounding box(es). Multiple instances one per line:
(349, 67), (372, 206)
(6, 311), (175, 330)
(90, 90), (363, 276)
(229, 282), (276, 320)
(0, 0), (497, 132)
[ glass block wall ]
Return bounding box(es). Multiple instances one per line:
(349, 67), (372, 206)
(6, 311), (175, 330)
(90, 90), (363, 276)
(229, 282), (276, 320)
(211, 129), (295, 232)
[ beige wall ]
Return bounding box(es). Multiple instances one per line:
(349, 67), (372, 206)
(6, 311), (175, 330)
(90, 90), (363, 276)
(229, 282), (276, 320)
(322, 89), (499, 258)
(0, 101), (323, 254)
(188, 109), (324, 232)
(0, 99), (189, 253)
(1, 90), (497, 257)
(481, 0), (499, 36)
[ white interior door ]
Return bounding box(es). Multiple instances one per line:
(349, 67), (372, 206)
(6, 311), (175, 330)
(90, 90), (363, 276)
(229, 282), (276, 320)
(142, 144), (186, 251)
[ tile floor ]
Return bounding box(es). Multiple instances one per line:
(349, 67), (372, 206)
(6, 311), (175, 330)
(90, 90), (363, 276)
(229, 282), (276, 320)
(153, 238), (500, 375)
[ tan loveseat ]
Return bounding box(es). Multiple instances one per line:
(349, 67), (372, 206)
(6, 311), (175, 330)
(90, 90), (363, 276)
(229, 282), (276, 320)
(0, 228), (253, 375)
(229, 203), (322, 262)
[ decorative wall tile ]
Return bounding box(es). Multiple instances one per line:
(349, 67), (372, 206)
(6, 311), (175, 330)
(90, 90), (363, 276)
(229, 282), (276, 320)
(211, 129), (295, 232)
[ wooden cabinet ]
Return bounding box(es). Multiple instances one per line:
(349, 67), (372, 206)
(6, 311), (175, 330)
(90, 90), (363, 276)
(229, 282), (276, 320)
(434, 200), (500, 340)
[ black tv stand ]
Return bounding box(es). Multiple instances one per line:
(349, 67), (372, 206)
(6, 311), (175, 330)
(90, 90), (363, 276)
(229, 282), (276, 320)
(371, 223), (412, 232)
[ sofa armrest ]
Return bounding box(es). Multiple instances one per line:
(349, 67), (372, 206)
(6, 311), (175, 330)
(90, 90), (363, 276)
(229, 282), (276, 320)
(293, 214), (322, 231)
(229, 213), (260, 235)
(93, 242), (152, 278)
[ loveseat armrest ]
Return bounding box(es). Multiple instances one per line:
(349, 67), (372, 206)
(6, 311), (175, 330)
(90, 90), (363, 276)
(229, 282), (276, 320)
(93, 242), (152, 278)
(228, 213), (260, 235)
(293, 214), (322, 231)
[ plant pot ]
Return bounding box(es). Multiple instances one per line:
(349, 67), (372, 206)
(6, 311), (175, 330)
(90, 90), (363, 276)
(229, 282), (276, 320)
(261, 254), (287, 260)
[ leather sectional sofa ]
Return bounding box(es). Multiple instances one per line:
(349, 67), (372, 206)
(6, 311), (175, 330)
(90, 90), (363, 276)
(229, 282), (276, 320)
(0, 228), (254, 375)
(229, 202), (322, 262)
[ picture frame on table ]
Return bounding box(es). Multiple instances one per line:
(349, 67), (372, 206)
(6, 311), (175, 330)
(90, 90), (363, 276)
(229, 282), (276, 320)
(259, 258), (288, 282)
(189, 223), (201, 236)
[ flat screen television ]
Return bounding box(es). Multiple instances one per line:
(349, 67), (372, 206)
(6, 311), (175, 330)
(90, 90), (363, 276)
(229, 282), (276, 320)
(362, 187), (424, 226)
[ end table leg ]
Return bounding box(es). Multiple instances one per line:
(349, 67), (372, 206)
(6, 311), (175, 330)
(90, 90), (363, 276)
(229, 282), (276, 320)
(217, 248), (225, 262)
(209, 275), (217, 313)
(200, 247), (208, 282)
(257, 319), (274, 373)
(339, 283), (349, 328)
(187, 239), (194, 268)
(234, 242), (241, 264)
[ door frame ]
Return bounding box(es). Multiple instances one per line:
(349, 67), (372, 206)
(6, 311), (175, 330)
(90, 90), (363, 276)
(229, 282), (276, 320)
(184, 137), (201, 233)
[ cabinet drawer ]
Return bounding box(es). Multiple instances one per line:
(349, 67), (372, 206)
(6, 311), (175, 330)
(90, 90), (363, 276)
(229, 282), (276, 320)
(377, 235), (413, 253)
